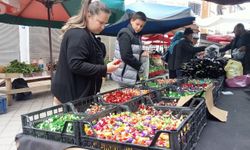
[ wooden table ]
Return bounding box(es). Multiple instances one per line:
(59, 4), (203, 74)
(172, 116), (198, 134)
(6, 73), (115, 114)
(0, 73), (51, 106)
(0, 73), (22, 105)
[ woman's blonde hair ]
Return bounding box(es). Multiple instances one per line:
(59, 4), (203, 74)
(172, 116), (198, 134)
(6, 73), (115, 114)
(61, 0), (111, 36)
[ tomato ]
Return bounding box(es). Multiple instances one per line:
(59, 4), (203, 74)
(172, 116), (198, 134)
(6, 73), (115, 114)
(114, 59), (122, 65)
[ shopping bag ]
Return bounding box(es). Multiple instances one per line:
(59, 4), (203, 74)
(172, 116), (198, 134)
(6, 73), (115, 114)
(224, 59), (243, 79)
(226, 74), (250, 87)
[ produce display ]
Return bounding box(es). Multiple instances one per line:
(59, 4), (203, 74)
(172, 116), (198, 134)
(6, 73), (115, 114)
(187, 79), (212, 85)
(102, 88), (149, 104)
(155, 99), (178, 107)
(4, 60), (41, 74)
(180, 58), (226, 78)
(35, 114), (82, 133)
(181, 83), (207, 90)
(85, 103), (107, 115)
(164, 88), (200, 98)
(146, 79), (177, 88)
(149, 66), (166, 78)
(84, 105), (188, 148)
(149, 54), (166, 78)
(156, 79), (177, 85)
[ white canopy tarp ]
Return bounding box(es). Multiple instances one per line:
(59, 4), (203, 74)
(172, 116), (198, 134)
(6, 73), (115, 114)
(196, 9), (250, 28)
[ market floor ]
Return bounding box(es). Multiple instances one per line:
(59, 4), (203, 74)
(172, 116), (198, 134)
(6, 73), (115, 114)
(0, 80), (119, 150)
(195, 88), (250, 150)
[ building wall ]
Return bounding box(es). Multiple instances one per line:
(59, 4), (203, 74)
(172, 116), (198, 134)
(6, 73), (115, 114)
(29, 26), (61, 64)
(0, 23), (20, 65)
(0, 23), (116, 66)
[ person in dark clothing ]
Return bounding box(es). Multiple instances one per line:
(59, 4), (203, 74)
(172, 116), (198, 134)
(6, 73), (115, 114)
(96, 37), (106, 57)
(220, 23), (248, 55)
(51, 0), (120, 105)
(220, 23), (250, 74)
(111, 11), (149, 86)
(173, 28), (206, 77)
(167, 31), (183, 78)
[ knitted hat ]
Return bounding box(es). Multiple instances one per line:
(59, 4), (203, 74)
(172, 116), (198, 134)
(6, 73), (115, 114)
(184, 28), (194, 35)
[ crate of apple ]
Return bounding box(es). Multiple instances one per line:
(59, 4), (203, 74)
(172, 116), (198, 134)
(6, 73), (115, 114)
(102, 88), (149, 104)
(83, 105), (192, 149)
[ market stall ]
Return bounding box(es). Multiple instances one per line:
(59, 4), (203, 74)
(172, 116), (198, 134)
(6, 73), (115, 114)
(0, 60), (51, 106)
(15, 74), (227, 150)
(101, 2), (195, 36)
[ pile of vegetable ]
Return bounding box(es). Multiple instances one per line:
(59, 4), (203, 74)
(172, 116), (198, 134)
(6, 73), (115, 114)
(4, 60), (41, 74)
(35, 114), (82, 133)
(180, 58), (226, 78)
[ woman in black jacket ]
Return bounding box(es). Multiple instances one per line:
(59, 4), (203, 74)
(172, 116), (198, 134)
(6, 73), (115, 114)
(173, 28), (206, 77)
(51, 0), (120, 105)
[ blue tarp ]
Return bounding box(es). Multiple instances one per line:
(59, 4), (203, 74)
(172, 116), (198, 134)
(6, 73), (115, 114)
(101, 2), (195, 36)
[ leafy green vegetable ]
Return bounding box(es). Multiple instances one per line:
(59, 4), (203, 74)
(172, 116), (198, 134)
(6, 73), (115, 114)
(4, 60), (41, 74)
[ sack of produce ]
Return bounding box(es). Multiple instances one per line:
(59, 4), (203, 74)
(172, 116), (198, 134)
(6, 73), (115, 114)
(224, 59), (243, 79)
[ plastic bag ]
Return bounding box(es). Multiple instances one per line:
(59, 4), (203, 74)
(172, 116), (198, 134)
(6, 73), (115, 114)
(205, 44), (220, 58)
(140, 55), (149, 80)
(232, 48), (246, 61)
(224, 59), (243, 79)
(226, 74), (250, 87)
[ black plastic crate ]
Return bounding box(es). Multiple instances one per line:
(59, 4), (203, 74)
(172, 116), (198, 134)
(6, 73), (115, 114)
(148, 88), (207, 147)
(79, 105), (196, 150)
(140, 77), (189, 90)
(212, 76), (225, 100)
(21, 104), (84, 145)
(65, 95), (116, 116)
(153, 86), (204, 100)
(193, 98), (207, 144)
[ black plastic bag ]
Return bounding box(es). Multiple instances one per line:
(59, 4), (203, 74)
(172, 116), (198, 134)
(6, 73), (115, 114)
(12, 78), (32, 101)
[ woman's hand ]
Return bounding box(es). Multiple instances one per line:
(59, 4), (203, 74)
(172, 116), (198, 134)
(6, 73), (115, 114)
(107, 59), (121, 73)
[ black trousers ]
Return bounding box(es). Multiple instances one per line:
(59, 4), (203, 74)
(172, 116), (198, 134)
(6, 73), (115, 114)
(169, 69), (177, 79)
